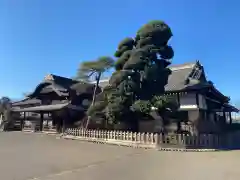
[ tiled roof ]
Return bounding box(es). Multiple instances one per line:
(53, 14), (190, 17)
(44, 74), (79, 86)
(28, 74), (80, 97)
(12, 103), (84, 112)
(11, 98), (41, 106)
(165, 63), (195, 91)
(94, 62), (203, 92)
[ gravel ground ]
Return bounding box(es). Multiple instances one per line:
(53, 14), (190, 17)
(0, 132), (239, 180)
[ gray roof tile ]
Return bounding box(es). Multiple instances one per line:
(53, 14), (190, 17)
(11, 98), (41, 106)
(95, 62), (201, 92)
(12, 103), (84, 112)
(165, 65), (195, 91)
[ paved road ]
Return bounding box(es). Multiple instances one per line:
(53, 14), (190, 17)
(0, 132), (240, 180)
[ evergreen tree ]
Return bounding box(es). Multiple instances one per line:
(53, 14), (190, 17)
(0, 96), (12, 131)
(88, 20), (177, 131)
(77, 56), (114, 128)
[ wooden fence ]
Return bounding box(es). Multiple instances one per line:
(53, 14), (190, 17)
(64, 128), (240, 150)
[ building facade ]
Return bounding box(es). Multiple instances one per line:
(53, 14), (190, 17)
(95, 61), (239, 134)
(11, 74), (101, 132)
(9, 61), (239, 134)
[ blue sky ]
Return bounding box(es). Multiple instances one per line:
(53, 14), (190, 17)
(0, 0), (239, 104)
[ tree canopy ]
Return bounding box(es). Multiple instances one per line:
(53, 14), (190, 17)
(76, 56), (114, 82)
(87, 20), (177, 130)
(0, 97), (11, 113)
(77, 56), (114, 128)
(0, 96), (12, 123)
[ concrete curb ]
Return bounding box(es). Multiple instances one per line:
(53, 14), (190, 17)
(62, 135), (219, 152)
(62, 135), (154, 148)
(157, 147), (218, 152)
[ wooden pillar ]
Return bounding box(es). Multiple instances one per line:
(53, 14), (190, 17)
(21, 112), (25, 131)
(196, 93), (199, 107)
(62, 118), (65, 133)
(40, 112), (43, 131)
(62, 110), (67, 133)
(229, 112), (232, 124)
(223, 111), (226, 124)
(46, 113), (49, 127)
(177, 93), (180, 107)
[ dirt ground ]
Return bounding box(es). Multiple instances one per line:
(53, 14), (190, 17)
(0, 132), (239, 180)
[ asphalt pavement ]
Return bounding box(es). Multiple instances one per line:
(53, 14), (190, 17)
(0, 132), (239, 180)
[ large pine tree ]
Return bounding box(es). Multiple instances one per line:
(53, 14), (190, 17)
(87, 20), (177, 131)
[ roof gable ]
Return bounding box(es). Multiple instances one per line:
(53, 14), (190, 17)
(165, 62), (196, 91)
(44, 74), (79, 87)
(44, 74), (54, 81)
(27, 74), (81, 98)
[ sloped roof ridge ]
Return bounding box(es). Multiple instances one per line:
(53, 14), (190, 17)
(169, 61), (197, 71)
(43, 73), (79, 83)
(50, 74), (79, 83)
(51, 74), (71, 80)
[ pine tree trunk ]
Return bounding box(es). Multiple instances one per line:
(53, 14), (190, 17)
(85, 72), (101, 129)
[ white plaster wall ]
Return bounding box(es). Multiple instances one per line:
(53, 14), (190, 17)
(179, 93), (197, 109)
(198, 94), (207, 109)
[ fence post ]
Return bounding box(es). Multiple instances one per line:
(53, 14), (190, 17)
(150, 133), (154, 144)
(181, 134), (186, 147)
(129, 131), (133, 141)
(133, 132), (137, 142)
(93, 130), (96, 138)
(154, 133), (158, 148)
(137, 132), (140, 143)
(113, 131), (116, 139)
(177, 134), (181, 147)
(103, 130), (105, 139)
(146, 132), (149, 144)
(109, 131), (112, 139)
(120, 131), (123, 140)
(140, 133), (144, 143)
(115, 131), (118, 140)
(95, 130), (98, 139)
(91, 130), (94, 138)
(159, 133), (163, 146)
(127, 131), (130, 141)
(123, 131), (126, 141)
(84, 129), (87, 138)
(102, 130), (104, 139)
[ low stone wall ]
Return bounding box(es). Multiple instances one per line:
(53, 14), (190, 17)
(63, 128), (240, 150)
